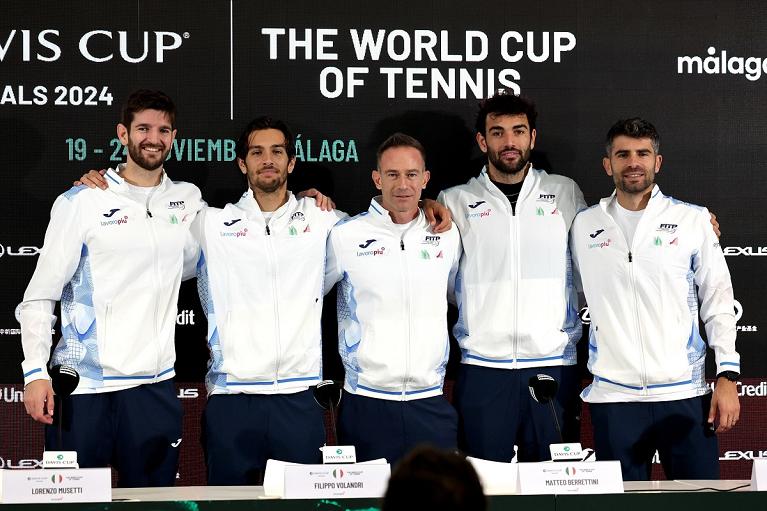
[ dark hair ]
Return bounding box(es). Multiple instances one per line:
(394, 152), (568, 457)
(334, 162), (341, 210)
(120, 89), (176, 129)
(382, 447), (486, 511)
(376, 132), (427, 168)
(605, 118), (660, 155)
(235, 116), (295, 160)
(475, 92), (537, 135)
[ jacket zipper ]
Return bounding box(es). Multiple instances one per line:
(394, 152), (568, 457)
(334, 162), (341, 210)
(399, 233), (412, 399)
(607, 202), (649, 394)
(144, 192), (162, 377)
(510, 197), (519, 367)
(265, 223), (281, 385)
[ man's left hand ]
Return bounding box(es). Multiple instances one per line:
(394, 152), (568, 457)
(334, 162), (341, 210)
(298, 188), (335, 211)
(422, 199), (452, 233)
(708, 378), (740, 433)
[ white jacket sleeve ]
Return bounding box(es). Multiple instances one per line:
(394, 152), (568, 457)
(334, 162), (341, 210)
(183, 206), (206, 281)
(20, 193), (86, 385)
(324, 228), (344, 295)
(447, 231), (462, 305)
(693, 208), (739, 374)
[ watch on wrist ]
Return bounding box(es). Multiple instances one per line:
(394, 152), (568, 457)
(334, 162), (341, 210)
(716, 370), (740, 382)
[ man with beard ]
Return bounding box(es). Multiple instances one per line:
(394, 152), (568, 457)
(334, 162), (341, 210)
(19, 89), (203, 486)
(193, 117), (347, 484)
(570, 118), (739, 480)
(438, 93), (586, 462)
(74, 120), (453, 483)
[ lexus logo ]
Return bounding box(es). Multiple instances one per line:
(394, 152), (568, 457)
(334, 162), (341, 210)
(0, 245), (41, 257)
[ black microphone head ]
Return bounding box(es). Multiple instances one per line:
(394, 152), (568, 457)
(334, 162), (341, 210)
(50, 365), (80, 397)
(313, 380), (341, 410)
(528, 374), (558, 404)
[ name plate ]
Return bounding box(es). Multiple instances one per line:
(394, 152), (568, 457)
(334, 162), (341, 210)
(284, 463), (390, 499)
(752, 459), (767, 491)
(42, 451), (79, 469)
(550, 443), (583, 462)
(517, 461), (623, 495)
(0, 468), (112, 503)
(321, 445), (357, 464)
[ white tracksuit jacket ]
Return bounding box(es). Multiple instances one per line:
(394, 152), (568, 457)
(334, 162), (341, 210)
(438, 167), (585, 369)
(20, 167), (203, 391)
(193, 191), (344, 395)
(570, 186), (739, 402)
(324, 198), (461, 401)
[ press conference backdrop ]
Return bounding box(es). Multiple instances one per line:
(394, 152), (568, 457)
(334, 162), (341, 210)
(1, 0), (766, 485)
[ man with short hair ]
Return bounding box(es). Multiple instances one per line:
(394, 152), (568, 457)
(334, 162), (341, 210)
(570, 118), (740, 480)
(75, 120), (453, 483)
(439, 93), (585, 462)
(193, 117), (346, 484)
(325, 133), (461, 465)
(20, 89), (203, 487)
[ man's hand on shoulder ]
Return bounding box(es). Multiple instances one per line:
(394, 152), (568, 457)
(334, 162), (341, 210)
(709, 212), (720, 238)
(422, 199), (452, 233)
(298, 188), (335, 211)
(74, 169), (108, 189)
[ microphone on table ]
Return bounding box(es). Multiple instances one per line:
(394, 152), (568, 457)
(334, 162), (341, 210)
(50, 365), (80, 449)
(528, 374), (563, 443)
(313, 380), (342, 445)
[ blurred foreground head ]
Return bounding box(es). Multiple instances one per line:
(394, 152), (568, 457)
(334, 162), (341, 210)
(382, 446), (486, 511)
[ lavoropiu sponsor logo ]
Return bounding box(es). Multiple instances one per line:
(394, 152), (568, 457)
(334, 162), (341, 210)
(723, 246), (767, 256)
(587, 239), (611, 249)
(100, 215), (128, 227)
(220, 228), (248, 238)
(0, 245), (41, 257)
(465, 208), (491, 219)
(356, 246), (386, 257)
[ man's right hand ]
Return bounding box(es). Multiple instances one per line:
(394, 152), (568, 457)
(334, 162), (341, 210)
(74, 169), (108, 189)
(24, 379), (55, 424)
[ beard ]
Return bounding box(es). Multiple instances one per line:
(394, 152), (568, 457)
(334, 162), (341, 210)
(488, 145), (531, 175)
(615, 169), (654, 194)
(127, 138), (168, 171)
(250, 167), (287, 193)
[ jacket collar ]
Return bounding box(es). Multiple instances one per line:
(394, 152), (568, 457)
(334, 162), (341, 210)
(478, 164), (541, 204)
(105, 164), (168, 193)
(599, 184), (663, 214)
(236, 189), (297, 224)
(366, 196), (425, 229)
